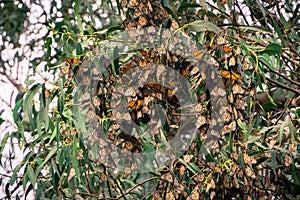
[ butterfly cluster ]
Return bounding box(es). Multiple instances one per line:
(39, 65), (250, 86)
(201, 35), (251, 138)
(120, 0), (169, 30)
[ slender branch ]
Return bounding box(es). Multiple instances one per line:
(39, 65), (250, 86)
(1, 69), (24, 92)
(266, 76), (300, 95)
(0, 173), (23, 179)
(234, 0), (250, 26)
(140, 183), (157, 200)
(116, 177), (158, 200)
(261, 62), (300, 86)
(107, 170), (127, 200)
(206, 1), (231, 18)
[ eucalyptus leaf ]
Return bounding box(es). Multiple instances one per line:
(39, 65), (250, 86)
(259, 43), (282, 55)
(185, 20), (221, 33)
(26, 165), (36, 186)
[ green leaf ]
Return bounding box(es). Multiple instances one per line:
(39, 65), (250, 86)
(26, 165), (36, 186)
(162, 4), (180, 24)
(259, 54), (273, 69)
(113, 46), (119, 74)
(254, 142), (268, 150)
(178, 158), (201, 174)
(237, 119), (246, 130)
(108, 25), (123, 35)
(74, 0), (83, 33)
(23, 83), (41, 131)
(270, 18), (287, 46)
(0, 133), (9, 156)
(245, 136), (261, 144)
(47, 119), (58, 145)
(185, 20), (221, 33)
(178, 3), (202, 13)
(291, 164), (300, 186)
(262, 101), (277, 110)
(71, 138), (81, 182)
(0, 117), (4, 125)
(58, 94), (65, 115)
(45, 37), (52, 59)
(57, 78), (64, 115)
(76, 43), (83, 56)
(10, 163), (23, 185)
(259, 43), (282, 55)
(36, 114), (42, 136)
(36, 145), (58, 175)
(241, 25), (270, 33)
(265, 161), (283, 169)
(168, 6), (180, 22)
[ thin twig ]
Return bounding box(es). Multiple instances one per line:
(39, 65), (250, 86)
(107, 170), (127, 200)
(261, 63), (300, 86)
(266, 76), (300, 95)
(115, 177), (158, 200)
(206, 1), (231, 18)
(0, 173), (23, 179)
(234, 0), (250, 26)
(1, 69), (24, 92)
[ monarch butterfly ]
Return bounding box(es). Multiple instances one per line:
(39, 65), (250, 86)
(222, 46), (233, 54)
(193, 50), (205, 60)
(120, 63), (132, 73)
(60, 64), (70, 75)
(128, 0), (138, 7)
(139, 60), (147, 67)
(127, 100), (143, 110)
(64, 58), (80, 66)
(147, 82), (161, 91)
(221, 70), (241, 80)
(138, 49), (154, 63)
(161, 87), (173, 97)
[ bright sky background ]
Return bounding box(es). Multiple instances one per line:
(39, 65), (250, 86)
(0, 1), (54, 198)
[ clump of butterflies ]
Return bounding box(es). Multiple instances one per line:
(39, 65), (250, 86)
(120, 0), (169, 30)
(57, 0), (252, 154)
(59, 42), (251, 150)
(96, 48), (207, 145)
(203, 35), (252, 141)
(203, 38), (242, 82)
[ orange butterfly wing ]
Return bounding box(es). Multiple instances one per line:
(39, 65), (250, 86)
(222, 46), (233, 54)
(128, 100), (143, 110)
(221, 70), (241, 80)
(64, 58), (80, 66)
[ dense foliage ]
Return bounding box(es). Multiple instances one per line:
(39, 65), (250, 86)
(0, 0), (300, 199)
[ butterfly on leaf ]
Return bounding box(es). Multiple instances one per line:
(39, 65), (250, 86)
(221, 70), (241, 80)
